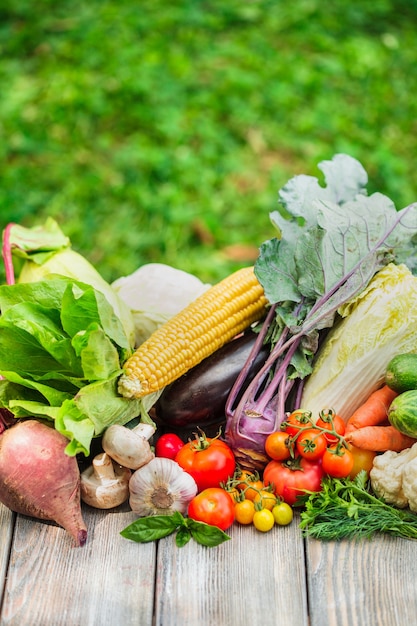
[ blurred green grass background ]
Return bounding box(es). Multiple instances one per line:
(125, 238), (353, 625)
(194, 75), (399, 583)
(1, 0), (416, 285)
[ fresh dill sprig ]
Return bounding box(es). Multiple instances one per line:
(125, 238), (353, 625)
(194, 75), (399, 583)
(299, 471), (417, 541)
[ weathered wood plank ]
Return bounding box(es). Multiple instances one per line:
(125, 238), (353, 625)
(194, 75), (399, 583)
(306, 536), (417, 626)
(9, 504), (417, 626)
(0, 504), (15, 591)
(155, 516), (309, 626)
(0, 504), (156, 626)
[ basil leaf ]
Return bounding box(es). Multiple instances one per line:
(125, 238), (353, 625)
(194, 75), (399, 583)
(120, 515), (180, 543)
(175, 526), (191, 547)
(186, 519), (231, 547)
(170, 511), (186, 526)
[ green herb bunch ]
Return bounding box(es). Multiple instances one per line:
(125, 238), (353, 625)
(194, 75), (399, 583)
(299, 471), (417, 541)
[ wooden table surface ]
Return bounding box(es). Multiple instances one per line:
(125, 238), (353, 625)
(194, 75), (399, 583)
(1, 500), (417, 626)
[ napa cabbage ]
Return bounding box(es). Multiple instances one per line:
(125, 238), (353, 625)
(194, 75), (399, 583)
(300, 263), (417, 420)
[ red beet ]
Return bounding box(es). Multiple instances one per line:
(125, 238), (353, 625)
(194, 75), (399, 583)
(0, 420), (87, 546)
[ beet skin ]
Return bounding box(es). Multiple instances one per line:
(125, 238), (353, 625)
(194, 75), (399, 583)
(0, 420), (87, 546)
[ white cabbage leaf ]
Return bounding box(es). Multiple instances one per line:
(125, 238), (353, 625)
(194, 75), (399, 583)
(112, 263), (211, 346)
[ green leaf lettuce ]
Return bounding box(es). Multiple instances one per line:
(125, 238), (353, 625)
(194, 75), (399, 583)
(0, 277), (156, 456)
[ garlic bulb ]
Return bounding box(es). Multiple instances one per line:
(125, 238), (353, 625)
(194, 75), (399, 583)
(129, 457), (198, 517)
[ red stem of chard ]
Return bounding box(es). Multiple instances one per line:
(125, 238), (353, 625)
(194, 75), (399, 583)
(2, 223), (16, 285)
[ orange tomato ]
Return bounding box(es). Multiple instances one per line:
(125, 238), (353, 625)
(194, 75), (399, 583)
(234, 499), (256, 525)
(265, 431), (292, 461)
(253, 489), (277, 511)
(236, 470), (263, 501)
(347, 444), (377, 479)
(226, 487), (241, 504)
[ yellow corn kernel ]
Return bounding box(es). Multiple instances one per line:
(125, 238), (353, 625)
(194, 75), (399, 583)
(117, 266), (268, 398)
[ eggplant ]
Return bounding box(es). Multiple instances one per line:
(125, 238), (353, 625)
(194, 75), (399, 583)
(153, 330), (269, 438)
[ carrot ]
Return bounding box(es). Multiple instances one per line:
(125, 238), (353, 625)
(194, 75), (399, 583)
(344, 385), (398, 435)
(345, 425), (417, 452)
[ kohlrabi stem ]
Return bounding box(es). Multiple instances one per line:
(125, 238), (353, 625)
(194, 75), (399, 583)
(225, 303), (277, 416)
(226, 327), (293, 429)
(2, 223), (16, 285)
(256, 338), (299, 412)
(226, 299), (307, 426)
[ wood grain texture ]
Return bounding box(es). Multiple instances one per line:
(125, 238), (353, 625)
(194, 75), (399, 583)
(154, 518), (309, 626)
(0, 504), (156, 626)
(3, 501), (417, 626)
(0, 504), (14, 590)
(306, 535), (417, 626)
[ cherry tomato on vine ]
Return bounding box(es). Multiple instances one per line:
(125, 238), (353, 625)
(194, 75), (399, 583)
(175, 433), (236, 492)
(155, 433), (184, 460)
(265, 431), (292, 461)
(295, 428), (327, 461)
(234, 499), (256, 525)
(316, 411), (346, 444)
(253, 489), (277, 511)
(285, 409), (313, 436)
(322, 445), (354, 478)
(235, 470), (264, 501)
(225, 487), (240, 504)
(347, 444), (376, 479)
(253, 508), (275, 532)
(272, 502), (294, 526)
(263, 456), (324, 506)
(187, 487), (235, 531)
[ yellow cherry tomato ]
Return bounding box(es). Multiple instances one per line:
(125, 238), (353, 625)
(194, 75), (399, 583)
(272, 502), (294, 526)
(253, 508), (275, 532)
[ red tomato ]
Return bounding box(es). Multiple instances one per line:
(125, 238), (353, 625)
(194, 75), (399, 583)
(322, 445), (354, 478)
(187, 487), (235, 531)
(175, 434), (236, 492)
(285, 409), (313, 436)
(155, 433), (184, 460)
(263, 456), (324, 506)
(316, 410), (346, 444)
(295, 428), (327, 460)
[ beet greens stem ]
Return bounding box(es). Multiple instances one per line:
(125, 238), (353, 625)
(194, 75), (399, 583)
(2, 223), (16, 286)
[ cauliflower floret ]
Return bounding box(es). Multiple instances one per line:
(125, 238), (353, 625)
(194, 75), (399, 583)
(401, 456), (417, 513)
(370, 445), (417, 508)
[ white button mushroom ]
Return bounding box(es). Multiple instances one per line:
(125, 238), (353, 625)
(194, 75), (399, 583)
(80, 452), (131, 509)
(102, 422), (155, 470)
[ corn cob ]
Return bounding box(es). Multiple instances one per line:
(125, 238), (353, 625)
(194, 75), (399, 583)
(118, 266), (268, 399)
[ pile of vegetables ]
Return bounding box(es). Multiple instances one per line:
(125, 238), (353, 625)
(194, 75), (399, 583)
(2, 152), (417, 548)
(0, 219), (213, 545)
(224, 154), (417, 469)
